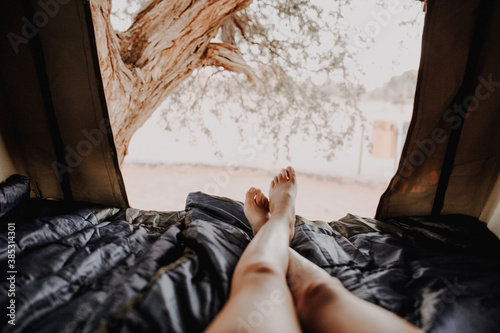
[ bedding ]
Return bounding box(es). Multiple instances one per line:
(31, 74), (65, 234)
(1, 176), (500, 332)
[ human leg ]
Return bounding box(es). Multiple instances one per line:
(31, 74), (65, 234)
(287, 248), (423, 333)
(205, 167), (301, 333)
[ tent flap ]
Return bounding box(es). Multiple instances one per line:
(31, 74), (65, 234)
(377, 0), (500, 232)
(0, 0), (128, 207)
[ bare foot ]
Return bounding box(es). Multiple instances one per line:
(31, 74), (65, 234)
(244, 187), (270, 235)
(268, 166), (297, 239)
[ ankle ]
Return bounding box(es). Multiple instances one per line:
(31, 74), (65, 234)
(270, 206), (295, 221)
(269, 210), (295, 238)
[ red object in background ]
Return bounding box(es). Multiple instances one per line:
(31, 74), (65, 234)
(371, 120), (397, 158)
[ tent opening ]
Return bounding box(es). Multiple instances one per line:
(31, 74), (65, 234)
(111, 0), (425, 220)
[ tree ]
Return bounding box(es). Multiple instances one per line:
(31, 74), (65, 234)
(158, 0), (363, 161)
(92, 0), (418, 163)
(92, 0), (254, 162)
(368, 70), (418, 104)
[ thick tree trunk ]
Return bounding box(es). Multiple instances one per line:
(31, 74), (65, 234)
(90, 0), (254, 162)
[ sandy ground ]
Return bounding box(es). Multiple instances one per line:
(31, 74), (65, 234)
(122, 163), (388, 221)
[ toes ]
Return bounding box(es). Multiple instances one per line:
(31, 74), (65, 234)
(255, 190), (270, 208)
(245, 187), (269, 210)
(286, 166), (296, 183)
(256, 190), (263, 205)
(262, 196), (269, 209)
(278, 172), (285, 182)
(246, 187), (257, 202)
(276, 168), (290, 183)
(271, 167), (296, 187)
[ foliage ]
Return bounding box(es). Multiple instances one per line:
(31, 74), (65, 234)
(111, 0), (418, 160)
(368, 70), (418, 104)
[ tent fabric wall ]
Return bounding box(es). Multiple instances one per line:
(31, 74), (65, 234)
(377, 0), (500, 233)
(481, 174), (500, 236)
(0, 0), (128, 207)
(0, 107), (22, 181)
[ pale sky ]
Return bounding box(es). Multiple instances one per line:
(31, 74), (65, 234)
(336, 0), (425, 89)
(111, 0), (425, 90)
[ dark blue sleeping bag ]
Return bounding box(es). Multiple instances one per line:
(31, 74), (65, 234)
(0, 175), (499, 332)
(0, 175), (30, 219)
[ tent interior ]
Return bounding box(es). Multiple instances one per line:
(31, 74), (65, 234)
(1, 0), (499, 332)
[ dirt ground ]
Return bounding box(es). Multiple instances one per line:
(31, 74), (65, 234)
(122, 163), (388, 221)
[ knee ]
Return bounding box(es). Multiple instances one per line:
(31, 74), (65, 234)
(231, 262), (286, 298)
(234, 261), (283, 281)
(302, 278), (344, 308)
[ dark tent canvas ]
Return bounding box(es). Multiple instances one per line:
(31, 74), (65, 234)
(0, 0), (127, 207)
(376, 0), (500, 238)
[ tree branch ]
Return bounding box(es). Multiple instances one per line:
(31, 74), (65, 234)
(203, 43), (256, 82)
(90, 0), (253, 162)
